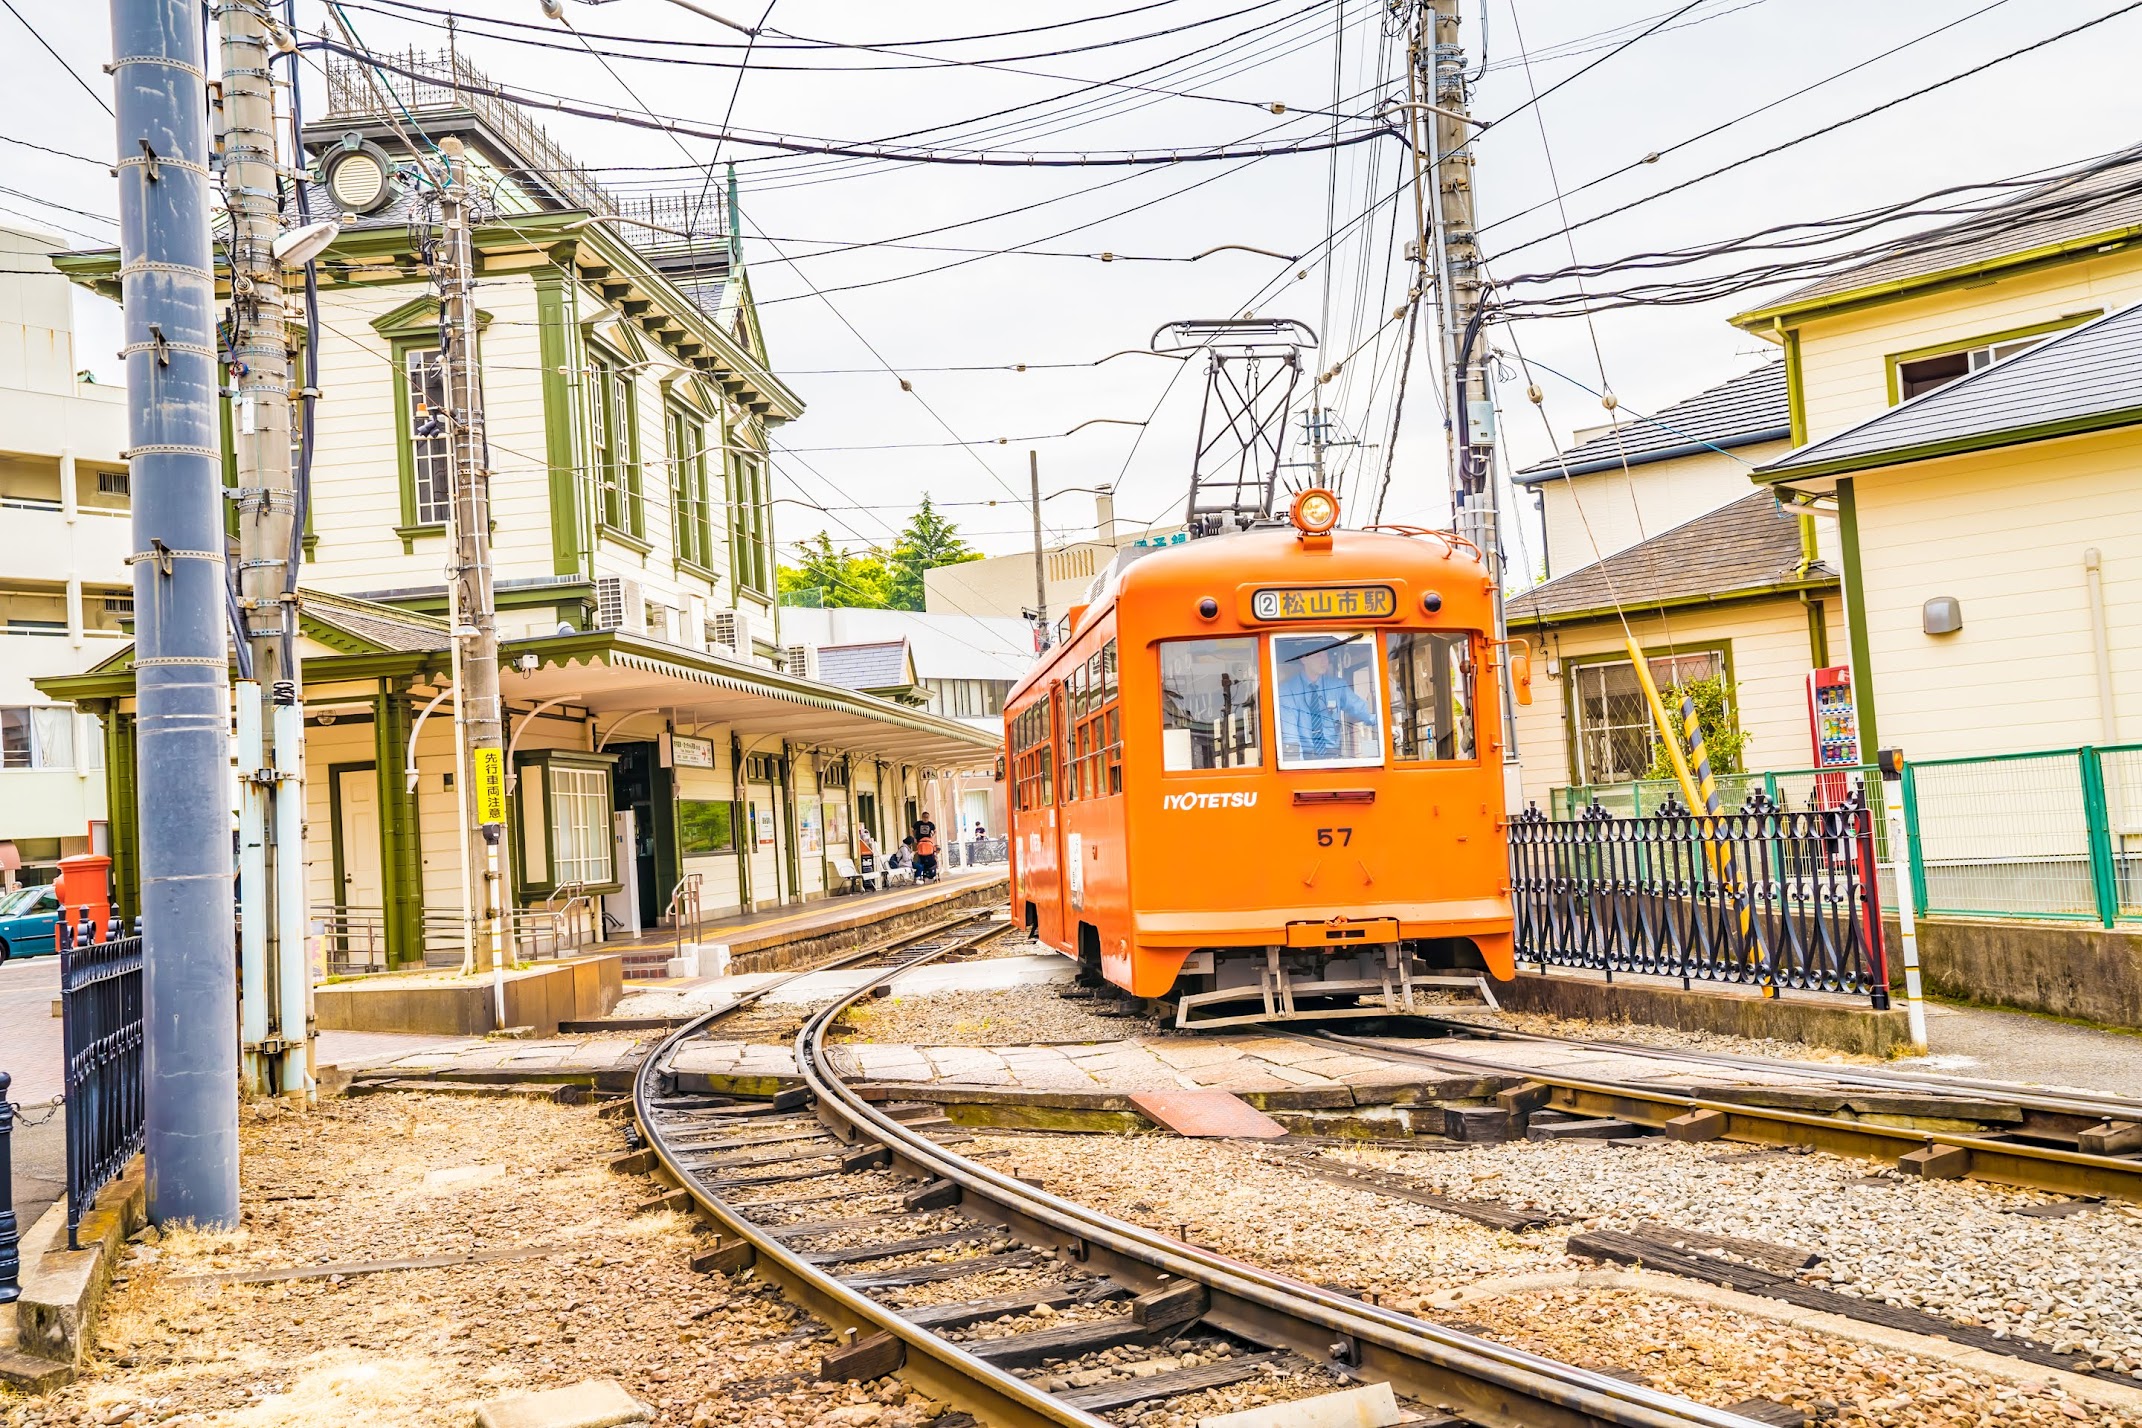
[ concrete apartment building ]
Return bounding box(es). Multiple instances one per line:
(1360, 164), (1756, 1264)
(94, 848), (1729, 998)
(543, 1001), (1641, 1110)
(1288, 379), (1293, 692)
(0, 225), (130, 888)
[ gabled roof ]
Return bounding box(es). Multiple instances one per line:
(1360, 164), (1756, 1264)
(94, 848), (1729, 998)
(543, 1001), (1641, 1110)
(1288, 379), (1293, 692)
(1506, 491), (1833, 626)
(1735, 148), (2142, 325)
(815, 639), (916, 692)
(1515, 361), (1789, 483)
(300, 589), (451, 654)
(1757, 300), (2142, 486)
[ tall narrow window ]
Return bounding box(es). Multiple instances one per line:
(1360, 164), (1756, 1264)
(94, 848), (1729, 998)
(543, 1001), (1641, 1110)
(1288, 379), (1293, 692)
(404, 347), (451, 525)
(669, 408), (711, 569)
(732, 448), (771, 595)
(593, 353), (642, 537)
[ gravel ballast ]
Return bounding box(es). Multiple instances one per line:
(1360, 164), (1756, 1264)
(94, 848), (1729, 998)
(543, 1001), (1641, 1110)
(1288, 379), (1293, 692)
(969, 1131), (2142, 1425)
(0, 1095), (949, 1428)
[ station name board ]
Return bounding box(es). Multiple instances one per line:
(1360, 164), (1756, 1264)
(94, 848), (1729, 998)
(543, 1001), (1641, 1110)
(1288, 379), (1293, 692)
(1250, 584), (1397, 622)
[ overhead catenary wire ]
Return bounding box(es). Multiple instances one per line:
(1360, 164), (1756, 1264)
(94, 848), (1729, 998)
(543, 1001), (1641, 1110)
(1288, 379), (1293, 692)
(1, 0), (114, 117)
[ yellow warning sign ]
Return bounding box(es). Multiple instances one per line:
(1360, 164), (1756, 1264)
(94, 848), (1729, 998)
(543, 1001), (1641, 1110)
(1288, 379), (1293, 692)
(474, 747), (507, 826)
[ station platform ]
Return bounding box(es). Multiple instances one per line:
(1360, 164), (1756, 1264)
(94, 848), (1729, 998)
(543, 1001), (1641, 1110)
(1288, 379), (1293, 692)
(600, 866), (1007, 978)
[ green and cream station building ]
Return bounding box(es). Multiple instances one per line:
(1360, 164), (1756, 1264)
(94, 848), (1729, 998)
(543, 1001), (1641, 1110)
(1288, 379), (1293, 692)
(36, 53), (999, 965)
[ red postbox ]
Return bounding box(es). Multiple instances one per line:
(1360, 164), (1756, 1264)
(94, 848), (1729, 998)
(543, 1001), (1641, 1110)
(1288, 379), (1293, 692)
(54, 852), (112, 944)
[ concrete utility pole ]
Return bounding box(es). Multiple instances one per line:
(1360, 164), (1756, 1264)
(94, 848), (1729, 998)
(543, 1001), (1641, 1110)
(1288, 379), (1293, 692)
(436, 138), (509, 1014)
(216, 0), (310, 1099)
(1421, 0), (1519, 766)
(111, 0), (240, 1226)
(1028, 449), (1049, 652)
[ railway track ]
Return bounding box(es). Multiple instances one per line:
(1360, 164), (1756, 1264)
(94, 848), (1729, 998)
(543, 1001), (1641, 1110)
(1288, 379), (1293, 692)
(634, 913), (1769, 1428)
(1292, 1020), (2142, 1203)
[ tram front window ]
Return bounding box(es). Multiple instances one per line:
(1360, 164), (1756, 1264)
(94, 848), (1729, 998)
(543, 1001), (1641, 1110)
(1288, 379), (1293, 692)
(1272, 631), (1384, 769)
(1159, 637), (1263, 770)
(1387, 630), (1477, 762)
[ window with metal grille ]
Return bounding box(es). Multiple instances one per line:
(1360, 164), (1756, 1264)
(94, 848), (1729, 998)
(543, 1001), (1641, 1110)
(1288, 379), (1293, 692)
(1571, 650), (1724, 784)
(96, 470), (129, 496)
(404, 347), (451, 525)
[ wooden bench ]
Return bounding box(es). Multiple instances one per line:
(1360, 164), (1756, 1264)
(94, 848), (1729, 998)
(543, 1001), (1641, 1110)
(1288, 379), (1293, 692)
(829, 855), (864, 894)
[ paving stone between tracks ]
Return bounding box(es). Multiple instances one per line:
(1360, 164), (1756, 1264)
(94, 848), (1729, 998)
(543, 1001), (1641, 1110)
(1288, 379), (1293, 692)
(0, 1094), (952, 1428)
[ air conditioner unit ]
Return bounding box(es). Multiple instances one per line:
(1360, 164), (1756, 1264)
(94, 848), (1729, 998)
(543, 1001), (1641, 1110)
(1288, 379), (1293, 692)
(782, 643), (816, 680)
(706, 606), (749, 654)
(594, 575), (646, 634)
(684, 593), (707, 651)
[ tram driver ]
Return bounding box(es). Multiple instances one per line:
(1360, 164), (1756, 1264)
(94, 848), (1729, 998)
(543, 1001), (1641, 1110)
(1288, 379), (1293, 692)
(1275, 633), (1381, 764)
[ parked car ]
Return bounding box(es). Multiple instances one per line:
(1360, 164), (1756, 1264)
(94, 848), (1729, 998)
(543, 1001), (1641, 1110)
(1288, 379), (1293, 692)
(0, 883), (60, 963)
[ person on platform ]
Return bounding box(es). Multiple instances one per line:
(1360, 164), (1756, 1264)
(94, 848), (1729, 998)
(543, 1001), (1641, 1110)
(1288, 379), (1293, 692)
(912, 814), (940, 882)
(1275, 636), (1380, 763)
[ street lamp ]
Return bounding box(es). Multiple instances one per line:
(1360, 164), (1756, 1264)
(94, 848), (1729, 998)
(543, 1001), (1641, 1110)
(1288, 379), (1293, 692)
(542, 0), (757, 35)
(1377, 98), (1487, 129)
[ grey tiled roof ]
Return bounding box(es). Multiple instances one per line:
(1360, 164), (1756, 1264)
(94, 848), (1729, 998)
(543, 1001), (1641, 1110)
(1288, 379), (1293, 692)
(1515, 361), (1788, 483)
(302, 590), (450, 652)
(1754, 148), (2142, 312)
(1507, 491), (1831, 624)
(816, 639), (913, 691)
(1759, 301), (2142, 480)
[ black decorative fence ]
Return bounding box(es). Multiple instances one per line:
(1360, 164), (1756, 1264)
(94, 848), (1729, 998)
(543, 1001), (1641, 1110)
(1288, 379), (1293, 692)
(1, 1069), (18, 1304)
(58, 914), (145, 1248)
(1509, 790), (1891, 1004)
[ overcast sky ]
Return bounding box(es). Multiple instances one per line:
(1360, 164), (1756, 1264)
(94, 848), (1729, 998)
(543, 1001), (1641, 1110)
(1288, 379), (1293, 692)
(10, 1), (2139, 577)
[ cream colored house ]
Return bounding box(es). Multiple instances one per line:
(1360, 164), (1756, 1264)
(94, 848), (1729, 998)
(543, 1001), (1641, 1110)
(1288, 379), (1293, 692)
(1732, 153), (2142, 760)
(1507, 360), (1842, 810)
(39, 53), (995, 963)
(0, 226), (130, 885)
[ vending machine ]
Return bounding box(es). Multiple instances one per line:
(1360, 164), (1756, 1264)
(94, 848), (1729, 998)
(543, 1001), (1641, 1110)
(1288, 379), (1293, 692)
(1806, 665), (1860, 806)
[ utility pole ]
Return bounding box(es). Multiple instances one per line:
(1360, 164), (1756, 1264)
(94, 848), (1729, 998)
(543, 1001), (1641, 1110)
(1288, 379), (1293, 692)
(217, 0), (309, 1100)
(1421, 0), (1519, 766)
(436, 137), (509, 1017)
(1027, 449), (1049, 652)
(111, 0), (240, 1226)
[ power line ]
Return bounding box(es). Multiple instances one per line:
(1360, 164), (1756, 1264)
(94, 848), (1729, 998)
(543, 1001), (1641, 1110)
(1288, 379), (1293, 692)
(306, 40), (1401, 167)
(1, 0), (113, 117)
(1485, 0), (2142, 265)
(1476, 0), (1709, 134)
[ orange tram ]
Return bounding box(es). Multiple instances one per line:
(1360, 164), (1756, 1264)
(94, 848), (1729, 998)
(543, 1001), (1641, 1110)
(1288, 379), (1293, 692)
(1005, 488), (1529, 1028)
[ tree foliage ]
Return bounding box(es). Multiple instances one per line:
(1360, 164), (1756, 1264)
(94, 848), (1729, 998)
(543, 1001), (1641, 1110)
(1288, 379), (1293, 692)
(774, 497), (983, 611)
(885, 495), (981, 611)
(777, 531), (889, 609)
(1642, 673), (1749, 784)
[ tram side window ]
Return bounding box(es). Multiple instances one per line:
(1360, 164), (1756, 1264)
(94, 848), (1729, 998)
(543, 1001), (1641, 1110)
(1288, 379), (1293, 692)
(1271, 631), (1384, 770)
(1071, 640), (1122, 797)
(1159, 637), (1263, 771)
(1386, 630), (1477, 762)
(1013, 703), (1055, 811)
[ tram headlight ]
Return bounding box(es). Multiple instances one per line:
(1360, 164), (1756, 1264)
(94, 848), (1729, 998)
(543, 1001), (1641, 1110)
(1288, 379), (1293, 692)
(1291, 487), (1339, 534)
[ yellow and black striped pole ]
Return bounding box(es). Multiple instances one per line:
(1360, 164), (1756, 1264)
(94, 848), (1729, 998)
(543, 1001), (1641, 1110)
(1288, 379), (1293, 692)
(1625, 639), (1770, 993)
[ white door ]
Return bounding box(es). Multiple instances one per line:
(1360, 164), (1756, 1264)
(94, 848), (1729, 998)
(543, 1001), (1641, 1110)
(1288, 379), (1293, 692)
(337, 768), (383, 910)
(962, 789), (991, 841)
(606, 809), (640, 938)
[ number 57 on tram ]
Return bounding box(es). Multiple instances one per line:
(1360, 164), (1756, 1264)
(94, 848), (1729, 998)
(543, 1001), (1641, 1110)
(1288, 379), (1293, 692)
(1004, 489), (1530, 1028)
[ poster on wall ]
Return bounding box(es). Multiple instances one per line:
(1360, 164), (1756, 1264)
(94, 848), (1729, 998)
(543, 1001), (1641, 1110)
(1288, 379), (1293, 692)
(825, 799), (851, 852)
(798, 796), (822, 856)
(754, 806), (777, 849)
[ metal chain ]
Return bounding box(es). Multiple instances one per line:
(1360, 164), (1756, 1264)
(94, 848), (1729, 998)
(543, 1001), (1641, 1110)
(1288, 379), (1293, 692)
(6, 1096), (63, 1126)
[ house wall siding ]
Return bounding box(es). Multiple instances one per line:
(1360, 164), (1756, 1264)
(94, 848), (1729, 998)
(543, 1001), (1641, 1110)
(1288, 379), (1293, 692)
(1535, 440), (1792, 576)
(1514, 595), (1844, 809)
(1792, 250), (2142, 442)
(1849, 427), (2142, 759)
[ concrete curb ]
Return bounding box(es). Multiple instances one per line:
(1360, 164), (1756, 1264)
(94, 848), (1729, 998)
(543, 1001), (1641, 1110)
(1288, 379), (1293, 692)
(0, 1158), (146, 1389)
(1496, 969), (1910, 1056)
(1423, 1269), (2142, 1410)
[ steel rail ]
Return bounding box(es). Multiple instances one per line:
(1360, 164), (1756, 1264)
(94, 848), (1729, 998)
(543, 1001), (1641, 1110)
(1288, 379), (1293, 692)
(789, 955), (1766, 1426)
(635, 915), (1098, 1428)
(1298, 1029), (2142, 1203)
(1385, 1015), (2142, 1125)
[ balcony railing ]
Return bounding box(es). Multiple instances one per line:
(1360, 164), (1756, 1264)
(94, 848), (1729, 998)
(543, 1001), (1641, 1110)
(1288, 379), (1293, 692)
(320, 47), (727, 261)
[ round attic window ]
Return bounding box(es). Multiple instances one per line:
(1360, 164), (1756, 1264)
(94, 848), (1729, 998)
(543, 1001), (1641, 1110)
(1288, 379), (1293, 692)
(324, 148), (390, 213)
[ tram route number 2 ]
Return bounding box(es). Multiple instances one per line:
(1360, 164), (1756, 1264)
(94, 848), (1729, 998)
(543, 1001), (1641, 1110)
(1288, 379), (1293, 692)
(1315, 827), (1353, 846)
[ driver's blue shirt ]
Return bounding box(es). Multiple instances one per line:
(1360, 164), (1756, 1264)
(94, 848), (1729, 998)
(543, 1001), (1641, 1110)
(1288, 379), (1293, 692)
(1277, 672), (1379, 758)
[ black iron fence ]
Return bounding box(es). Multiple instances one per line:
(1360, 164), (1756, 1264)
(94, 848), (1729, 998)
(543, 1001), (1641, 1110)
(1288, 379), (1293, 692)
(1509, 790), (1890, 1003)
(1, 1070), (17, 1304)
(58, 914), (145, 1248)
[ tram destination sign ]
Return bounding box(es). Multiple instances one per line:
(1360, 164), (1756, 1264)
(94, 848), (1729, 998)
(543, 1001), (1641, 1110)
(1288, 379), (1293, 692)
(1250, 584), (1397, 622)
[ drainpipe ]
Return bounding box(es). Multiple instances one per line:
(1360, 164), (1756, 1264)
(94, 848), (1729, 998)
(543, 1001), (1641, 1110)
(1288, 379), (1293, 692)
(2086, 548), (2119, 742)
(113, 0), (239, 1228)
